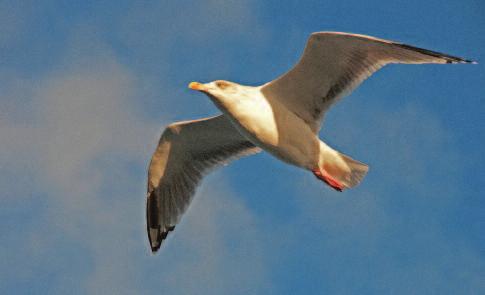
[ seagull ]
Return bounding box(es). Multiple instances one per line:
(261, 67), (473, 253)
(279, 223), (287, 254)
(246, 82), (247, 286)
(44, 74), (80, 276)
(146, 32), (475, 252)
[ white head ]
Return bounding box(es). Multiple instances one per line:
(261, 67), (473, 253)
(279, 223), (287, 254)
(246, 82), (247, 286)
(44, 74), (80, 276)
(189, 80), (238, 93)
(188, 80), (246, 107)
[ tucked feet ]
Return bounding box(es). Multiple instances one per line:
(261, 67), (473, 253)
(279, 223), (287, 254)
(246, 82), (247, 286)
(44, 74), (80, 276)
(312, 168), (345, 192)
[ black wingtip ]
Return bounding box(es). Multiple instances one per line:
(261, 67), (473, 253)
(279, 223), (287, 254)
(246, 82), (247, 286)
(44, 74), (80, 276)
(148, 225), (175, 254)
(150, 244), (161, 253)
(148, 229), (162, 254)
(393, 42), (476, 64)
(447, 58), (477, 64)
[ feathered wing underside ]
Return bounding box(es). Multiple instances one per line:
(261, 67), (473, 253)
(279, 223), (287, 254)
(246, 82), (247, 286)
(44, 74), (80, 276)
(262, 32), (475, 133)
(146, 115), (261, 252)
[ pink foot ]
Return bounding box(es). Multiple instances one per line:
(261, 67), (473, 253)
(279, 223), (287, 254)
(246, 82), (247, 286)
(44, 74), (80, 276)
(312, 168), (345, 192)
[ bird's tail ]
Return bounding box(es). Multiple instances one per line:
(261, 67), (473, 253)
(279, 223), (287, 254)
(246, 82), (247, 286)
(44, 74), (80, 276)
(336, 152), (369, 188)
(315, 141), (369, 190)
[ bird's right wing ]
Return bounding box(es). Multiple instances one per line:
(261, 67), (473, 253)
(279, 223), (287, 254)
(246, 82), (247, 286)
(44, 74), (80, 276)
(146, 115), (261, 253)
(262, 32), (475, 133)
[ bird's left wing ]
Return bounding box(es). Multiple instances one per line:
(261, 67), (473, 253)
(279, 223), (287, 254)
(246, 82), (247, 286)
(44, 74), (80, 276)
(261, 32), (475, 133)
(147, 115), (261, 252)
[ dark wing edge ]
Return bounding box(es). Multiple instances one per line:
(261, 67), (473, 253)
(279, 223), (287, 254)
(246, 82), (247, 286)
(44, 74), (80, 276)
(389, 42), (477, 64)
(146, 118), (260, 253)
(261, 32), (476, 132)
(313, 31), (477, 64)
(321, 36), (477, 107)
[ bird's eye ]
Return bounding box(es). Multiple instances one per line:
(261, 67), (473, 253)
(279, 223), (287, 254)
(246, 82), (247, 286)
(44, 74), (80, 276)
(215, 81), (230, 89)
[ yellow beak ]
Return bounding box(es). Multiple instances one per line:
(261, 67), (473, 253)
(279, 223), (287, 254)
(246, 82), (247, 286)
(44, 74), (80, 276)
(188, 81), (206, 91)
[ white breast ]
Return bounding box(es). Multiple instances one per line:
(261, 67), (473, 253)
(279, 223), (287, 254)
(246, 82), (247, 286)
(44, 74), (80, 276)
(218, 87), (320, 169)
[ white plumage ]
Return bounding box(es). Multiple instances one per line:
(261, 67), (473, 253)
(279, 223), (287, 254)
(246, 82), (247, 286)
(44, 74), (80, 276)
(147, 32), (475, 252)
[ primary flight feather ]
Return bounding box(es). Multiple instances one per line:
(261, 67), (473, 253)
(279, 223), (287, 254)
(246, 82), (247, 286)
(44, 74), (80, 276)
(146, 32), (475, 252)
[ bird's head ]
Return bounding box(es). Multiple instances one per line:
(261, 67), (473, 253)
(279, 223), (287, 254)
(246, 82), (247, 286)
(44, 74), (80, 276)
(188, 80), (241, 106)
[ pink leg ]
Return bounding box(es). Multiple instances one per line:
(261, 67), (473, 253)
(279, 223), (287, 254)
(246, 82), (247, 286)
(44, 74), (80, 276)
(312, 168), (345, 192)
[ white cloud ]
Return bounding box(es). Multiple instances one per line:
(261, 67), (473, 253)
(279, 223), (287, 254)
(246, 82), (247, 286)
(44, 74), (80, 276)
(0, 37), (149, 291)
(2, 1), (483, 294)
(0, 2), (271, 293)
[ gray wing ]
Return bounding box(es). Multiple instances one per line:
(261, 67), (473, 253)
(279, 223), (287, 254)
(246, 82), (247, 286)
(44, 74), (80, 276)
(147, 115), (261, 252)
(262, 32), (475, 133)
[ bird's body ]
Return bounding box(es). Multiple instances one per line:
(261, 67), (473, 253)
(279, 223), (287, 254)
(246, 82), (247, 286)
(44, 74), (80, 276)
(146, 31), (475, 252)
(208, 85), (319, 169)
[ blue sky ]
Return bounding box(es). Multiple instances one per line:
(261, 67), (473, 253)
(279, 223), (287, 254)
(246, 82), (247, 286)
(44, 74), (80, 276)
(1, 0), (484, 294)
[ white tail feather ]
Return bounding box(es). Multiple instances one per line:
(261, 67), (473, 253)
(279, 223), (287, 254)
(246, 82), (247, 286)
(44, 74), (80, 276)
(337, 152), (369, 188)
(319, 141), (369, 189)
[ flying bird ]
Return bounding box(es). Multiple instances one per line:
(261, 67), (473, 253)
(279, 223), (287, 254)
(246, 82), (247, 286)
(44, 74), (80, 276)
(146, 32), (475, 252)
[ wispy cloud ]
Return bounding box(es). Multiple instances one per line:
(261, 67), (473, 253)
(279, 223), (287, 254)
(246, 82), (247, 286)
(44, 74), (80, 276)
(1, 1), (483, 294)
(0, 37), (271, 294)
(0, 1), (271, 293)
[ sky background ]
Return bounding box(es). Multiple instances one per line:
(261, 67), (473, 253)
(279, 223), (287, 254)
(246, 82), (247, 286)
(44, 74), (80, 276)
(1, 0), (484, 294)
